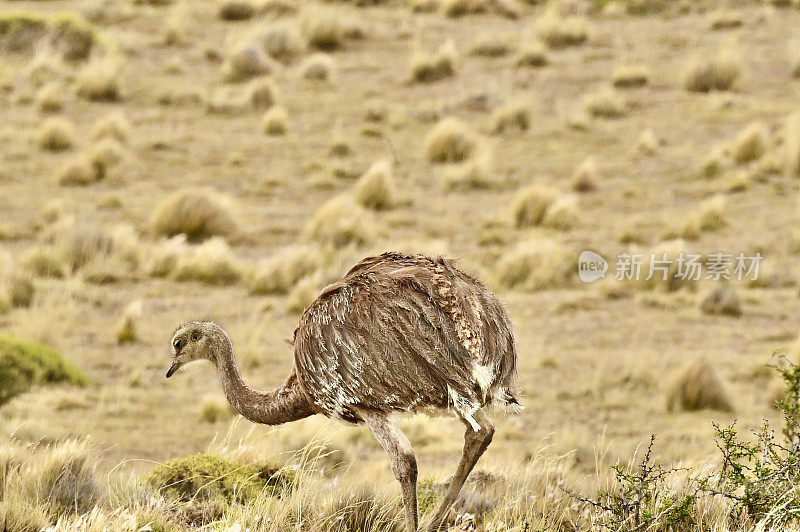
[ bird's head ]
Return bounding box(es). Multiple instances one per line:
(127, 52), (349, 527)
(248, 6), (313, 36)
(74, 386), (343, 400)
(166, 321), (227, 378)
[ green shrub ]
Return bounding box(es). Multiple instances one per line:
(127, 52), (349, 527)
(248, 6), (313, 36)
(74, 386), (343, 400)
(145, 454), (292, 504)
(0, 334), (87, 405)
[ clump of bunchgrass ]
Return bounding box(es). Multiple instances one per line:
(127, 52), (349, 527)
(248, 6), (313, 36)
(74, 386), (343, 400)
(36, 82), (63, 113)
(223, 44), (276, 82)
(665, 357), (733, 412)
(150, 188), (239, 242)
(536, 15), (588, 49)
(571, 157), (598, 192)
(258, 23), (306, 63)
(57, 155), (96, 186)
(300, 9), (345, 51)
(683, 53), (741, 92)
(75, 58), (122, 101)
(730, 121), (768, 164)
(510, 185), (558, 227)
(218, 0), (256, 21)
(247, 78), (277, 108)
(699, 286), (741, 317)
(354, 159), (395, 210)
(114, 300), (142, 344)
(514, 41), (548, 67)
(583, 87), (627, 119)
(304, 195), (374, 248)
(262, 105), (289, 135)
(38, 117), (75, 151)
(494, 237), (573, 291)
(612, 64), (649, 88)
(171, 237), (243, 285)
(299, 53), (336, 81)
(90, 112), (130, 143)
(409, 40), (456, 84)
(490, 103), (529, 134)
(250, 245), (321, 295)
(424, 117), (478, 163)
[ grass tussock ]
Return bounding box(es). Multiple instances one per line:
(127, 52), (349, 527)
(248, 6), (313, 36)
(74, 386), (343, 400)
(510, 185), (558, 227)
(299, 53), (336, 81)
(88, 138), (125, 179)
(250, 246), (321, 295)
(514, 41), (548, 67)
(114, 300), (142, 344)
(171, 237), (243, 285)
(683, 54), (741, 92)
(36, 83), (63, 113)
(57, 155), (96, 186)
(583, 87), (627, 119)
(709, 10), (743, 31)
(638, 128), (659, 155)
(355, 159), (396, 210)
(90, 112), (130, 144)
(409, 40), (456, 84)
(145, 453), (290, 505)
(199, 396), (236, 423)
(536, 15), (588, 49)
(571, 157), (598, 192)
(542, 194), (579, 230)
(223, 45), (276, 82)
(611, 64), (649, 88)
(300, 10), (345, 51)
(731, 121), (768, 164)
(699, 286), (742, 317)
(304, 196), (374, 248)
(440, 0), (489, 17)
(0, 333), (87, 405)
(491, 103), (529, 134)
(287, 275), (321, 313)
(262, 105), (289, 135)
(259, 23), (306, 63)
(150, 188), (238, 242)
(248, 78), (277, 108)
(424, 117), (478, 163)
(665, 357), (734, 412)
(2, 274), (35, 309)
(38, 117), (75, 152)
(495, 237), (573, 291)
(218, 0), (256, 21)
(442, 151), (494, 191)
(75, 59), (122, 102)
(469, 35), (512, 58)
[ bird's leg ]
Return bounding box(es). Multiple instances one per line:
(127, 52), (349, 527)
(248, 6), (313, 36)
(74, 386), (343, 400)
(425, 410), (495, 532)
(361, 410), (419, 532)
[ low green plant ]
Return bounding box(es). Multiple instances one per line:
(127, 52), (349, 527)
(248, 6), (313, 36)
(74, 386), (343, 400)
(0, 334), (87, 405)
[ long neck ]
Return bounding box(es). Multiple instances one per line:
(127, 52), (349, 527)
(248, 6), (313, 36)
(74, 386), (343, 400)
(214, 334), (316, 426)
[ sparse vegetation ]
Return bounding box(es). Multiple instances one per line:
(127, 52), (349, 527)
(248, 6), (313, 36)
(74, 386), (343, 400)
(583, 87), (627, 119)
(115, 300), (142, 343)
(0, 333), (87, 405)
(299, 53), (335, 81)
(250, 246), (321, 295)
(700, 286), (741, 317)
(38, 117), (75, 151)
(409, 40), (456, 83)
(514, 41), (548, 67)
(259, 23), (306, 63)
(305, 195), (373, 248)
(495, 237), (573, 290)
(150, 189), (238, 242)
(683, 54), (741, 92)
(665, 357), (733, 412)
(536, 15), (588, 49)
(262, 105), (289, 135)
(731, 121), (768, 164)
(223, 45), (275, 82)
(424, 117), (478, 163)
(354, 159), (395, 210)
(611, 64), (649, 88)
(300, 10), (345, 51)
(571, 157), (598, 192)
(75, 59), (121, 101)
(510, 185), (557, 227)
(490, 103), (529, 134)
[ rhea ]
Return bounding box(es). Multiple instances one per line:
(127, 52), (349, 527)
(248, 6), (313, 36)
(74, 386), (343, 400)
(166, 252), (519, 532)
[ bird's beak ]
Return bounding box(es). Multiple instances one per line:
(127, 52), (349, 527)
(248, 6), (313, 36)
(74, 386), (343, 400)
(166, 360), (182, 378)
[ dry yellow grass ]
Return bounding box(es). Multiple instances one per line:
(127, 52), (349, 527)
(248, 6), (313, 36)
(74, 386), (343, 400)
(495, 237), (573, 291)
(300, 9), (345, 51)
(409, 40), (456, 84)
(299, 53), (336, 81)
(583, 87), (627, 119)
(57, 155), (96, 186)
(262, 105), (289, 135)
(423, 117), (478, 163)
(250, 246), (321, 295)
(571, 157), (598, 192)
(514, 41), (548, 67)
(611, 65), (649, 88)
(90, 112), (130, 144)
(683, 53), (741, 92)
(354, 159), (395, 210)
(150, 189), (239, 242)
(535, 15), (588, 49)
(259, 23), (306, 63)
(114, 300), (142, 344)
(38, 118), (75, 151)
(36, 83), (63, 113)
(490, 103), (529, 134)
(730, 121), (768, 164)
(510, 185), (558, 227)
(665, 358), (734, 412)
(304, 195), (374, 248)
(75, 59), (121, 101)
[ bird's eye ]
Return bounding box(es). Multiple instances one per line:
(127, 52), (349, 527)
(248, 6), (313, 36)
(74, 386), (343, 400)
(191, 331), (201, 342)
(173, 338), (182, 350)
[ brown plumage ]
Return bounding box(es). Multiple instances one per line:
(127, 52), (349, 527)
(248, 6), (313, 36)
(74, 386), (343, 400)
(166, 252), (519, 532)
